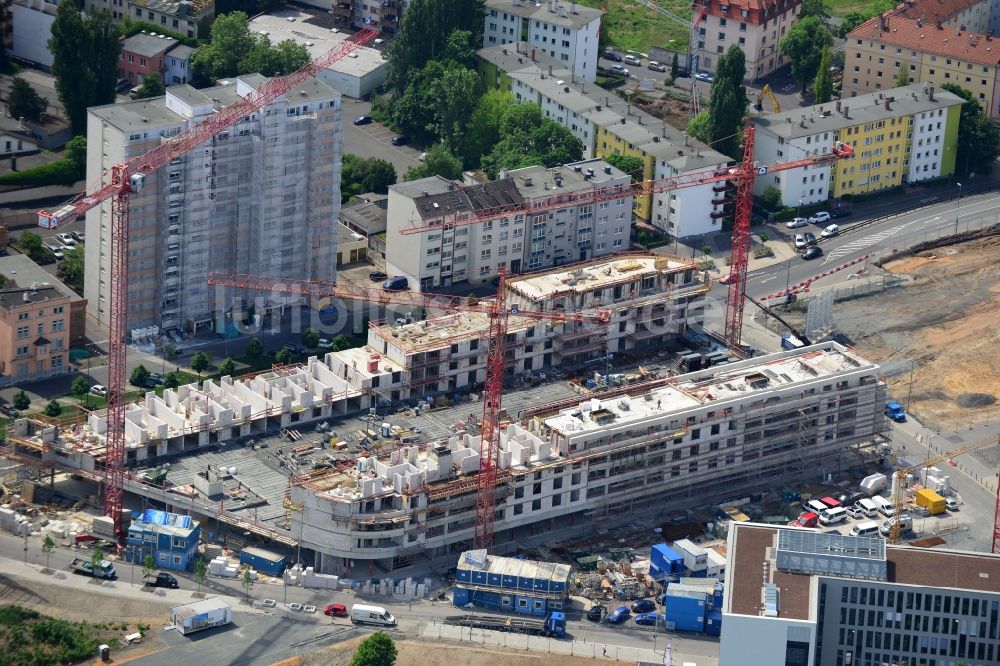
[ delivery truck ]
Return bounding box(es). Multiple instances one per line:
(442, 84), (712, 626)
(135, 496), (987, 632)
(915, 488), (946, 515)
(171, 598), (233, 636)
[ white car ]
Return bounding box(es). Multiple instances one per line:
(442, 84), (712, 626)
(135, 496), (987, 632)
(56, 232), (77, 247)
(90, 384), (108, 397)
(794, 233), (808, 249)
(820, 223), (840, 238)
(945, 497), (960, 511)
(648, 61), (667, 72)
(846, 505), (865, 519)
(624, 54), (642, 66)
(418, 152), (426, 162)
(45, 243), (64, 260)
(317, 338), (334, 350)
(694, 72), (714, 82)
(609, 64), (630, 76)
(786, 217), (808, 229)
(809, 211), (832, 224)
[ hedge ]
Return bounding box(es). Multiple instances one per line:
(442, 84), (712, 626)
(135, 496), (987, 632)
(0, 159), (80, 188)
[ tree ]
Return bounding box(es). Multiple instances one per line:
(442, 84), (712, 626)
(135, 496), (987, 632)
(603, 153), (645, 181)
(351, 631), (398, 666)
(193, 558), (207, 596)
(813, 46), (833, 104)
(44, 400), (62, 417)
(760, 185), (782, 210)
(331, 334), (354, 352)
(798, 0), (829, 24)
(17, 231), (52, 264)
(386, 6), (485, 93)
(130, 364), (151, 388)
(238, 34), (310, 77)
(190, 351), (211, 376)
(461, 89), (514, 167)
(780, 17), (833, 91)
(218, 357), (237, 377)
(687, 111), (711, 143)
(41, 534), (55, 572)
(91, 547), (106, 573)
(246, 337), (264, 357)
(57, 245), (84, 294)
(86, 9), (121, 107)
(479, 103), (583, 179)
(133, 73), (166, 100)
(241, 567), (255, 602)
(404, 144), (464, 181)
(49, 0), (94, 135)
(715, 43), (746, 85)
(142, 554), (156, 582)
(895, 61), (910, 88)
(7, 78), (47, 121)
(301, 327), (320, 349)
(392, 60), (447, 146)
(941, 83), (1000, 177)
(164, 373), (180, 389)
(670, 52), (680, 80)
(430, 66), (482, 153)
(442, 29), (475, 69)
(274, 347), (293, 365)
(71, 375), (90, 405)
(192, 12), (256, 82)
(65, 135), (87, 175)
(12, 390), (30, 411)
(342, 154), (397, 200)
(708, 46), (747, 159)
(837, 0), (893, 38)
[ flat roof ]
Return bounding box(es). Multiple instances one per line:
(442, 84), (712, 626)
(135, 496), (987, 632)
(506, 254), (693, 301)
(753, 83), (965, 140)
(249, 10), (386, 78)
(486, 0), (603, 29)
(372, 310), (537, 353)
(0, 254), (82, 305)
(506, 158), (625, 200)
(340, 199), (388, 236)
(122, 32), (179, 58)
(171, 596), (231, 617)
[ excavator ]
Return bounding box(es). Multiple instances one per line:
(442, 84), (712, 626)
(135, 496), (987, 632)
(753, 84), (781, 113)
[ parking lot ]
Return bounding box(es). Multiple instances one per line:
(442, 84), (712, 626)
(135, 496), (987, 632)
(341, 98), (423, 178)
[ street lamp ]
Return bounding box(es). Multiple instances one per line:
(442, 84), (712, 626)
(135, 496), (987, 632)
(955, 182), (962, 232)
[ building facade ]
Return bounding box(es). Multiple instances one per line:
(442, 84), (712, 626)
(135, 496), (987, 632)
(0, 286), (74, 383)
(691, 0), (803, 80)
(119, 31), (180, 87)
(723, 522), (1000, 666)
(85, 0), (213, 38)
(752, 84), (963, 206)
(125, 511), (200, 571)
(10, 0), (57, 68)
(84, 75), (343, 334)
(483, 0), (603, 82)
(163, 43), (193, 85)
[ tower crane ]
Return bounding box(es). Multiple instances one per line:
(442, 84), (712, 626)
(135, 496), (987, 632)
(206, 269), (612, 551)
(888, 436), (999, 544)
(35, 28), (378, 542)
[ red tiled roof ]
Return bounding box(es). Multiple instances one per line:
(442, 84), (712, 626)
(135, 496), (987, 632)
(894, 0), (984, 24)
(849, 15), (1000, 65)
(692, 0), (801, 26)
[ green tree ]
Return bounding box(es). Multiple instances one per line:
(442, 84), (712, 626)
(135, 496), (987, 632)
(708, 46), (747, 159)
(895, 61), (910, 87)
(671, 52), (680, 80)
(71, 375), (90, 406)
(687, 111), (711, 143)
(386, 6), (485, 93)
(479, 103), (584, 179)
(41, 534), (55, 572)
(192, 12), (256, 82)
(190, 351), (211, 376)
(7, 77), (47, 121)
(65, 135), (87, 175)
(837, 0), (893, 37)
(341, 154), (397, 200)
(404, 144), (464, 181)
(780, 17), (833, 91)
(18, 231), (53, 264)
(241, 567), (255, 601)
(218, 357), (237, 377)
(760, 185), (782, 210)
(164, 343), (176, 360)
(133, 73), (166, 100)
(461, 89), (513, 167)
(87, 9), (121, 107)
(431, 66), (482, 153)
(442, 28), (475, 68)
(330, 334), (354, 351)
(603, 152), (644, 181)
(12, 390), (30, 411)
(44, 400), (62, 417)
(350, 631), (398, 666)
(274, 347), (293, 365)
(193, 557), (207, 596)
(941, 83), (1000, 176)
(392, 60), (447, 146)
(301, 328), (320, 349)
(142, 554), (156, 582)
(91, 547), (105, 573)
(57, 245), (84, 294)
(813, 46), (833, 104)
(237, 34), (310, 77)
(130, 364), (150, 388)
(246, 337), (264, 357)
(798, 0), (829, 24)
(164, 373), (180, 389)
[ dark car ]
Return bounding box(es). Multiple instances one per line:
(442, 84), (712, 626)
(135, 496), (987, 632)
(801, 245), (823, 260)
(607, 607), (630, 624)
(353, 115), (374, 126)
(145, 572), (178, 589)
(383, 276), (409, 292)
(586, 605), (605, 621)
(830, 208), (852, 219)
(603, 50), (623, 62)
(0, 405), (20, 418)
(369, 271), (388, 282)
(804, 232), (817, 245)
(631, 599), (657, 614)
(284, 343), (308, 355)
(390, 135), (410, 146)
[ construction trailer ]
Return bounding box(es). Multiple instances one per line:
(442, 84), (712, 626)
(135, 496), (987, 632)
(170, 597), (232, 636)
(452, 549), (571, 616)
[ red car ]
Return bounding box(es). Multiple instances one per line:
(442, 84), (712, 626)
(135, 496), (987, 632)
(324, 603), (348, 617)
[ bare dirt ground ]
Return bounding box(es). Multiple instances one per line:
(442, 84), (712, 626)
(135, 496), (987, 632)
(832, 234), (1000, 430)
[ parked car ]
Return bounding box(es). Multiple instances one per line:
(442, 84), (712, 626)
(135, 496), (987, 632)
(148, 372), (164, 384)
(586, 604), (605, 621)
(624, 54), (642, 66)
(634, 612), (662, 626)
(607, 607), (630, 624)
(390, 135), (410, 146)
(283, 343), (308, 355)
(846, 505), (866, 519)
(368, 271), (388, 282)
(90, 384), (108, 396)
(694, 72), (714, 82)
(801, 246), (823, 260)
(804, 232), (817, 245)
(830, 208), (852, 219)
(0, 405), (19, 418)
(946, 497), (960, 511)
(609, 65), (629, 76)
(418, 152), (427, 162)
(647, 61), (667, 72)
(603, 50), (623, 62)
(45, 244), (64, 260)
(718, 272), (735, 285)
(56, 232), (77, 247)
(630, 599), (656, 613)
(382, 276), (409, 292)
(786, 217), (808, 229)
(353, 115), (374, 126)
(144, 572), (179, 589)
(324, 603), (348, 617)
(794, 233), (808, 249)
(820, 223), (840, 238)
(809, 211), (832, 224)
(317, 338), (334, 350)
(72, 230), (86, 242)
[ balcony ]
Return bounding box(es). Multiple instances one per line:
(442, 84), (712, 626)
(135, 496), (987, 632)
(332, 1), (352, 18)
(712, 182), (731, 192)
(711, 196), (728, 206)
(710, 210), (729, 219)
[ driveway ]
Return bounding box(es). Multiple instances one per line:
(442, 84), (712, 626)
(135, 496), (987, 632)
(341, 98), (422, 178)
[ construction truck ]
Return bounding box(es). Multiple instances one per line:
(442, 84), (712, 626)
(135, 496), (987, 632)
(444, 612), (567, 638)
(69, 556), (117, 579)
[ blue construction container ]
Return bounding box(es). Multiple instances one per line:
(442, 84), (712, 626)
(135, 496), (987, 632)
(453, 587), (471, 606)
(487, 569), (503, 587)
(651, 544), (684, 577)
(664, 586), (708, 633)
(550, 564), (570, 592)
(456, 567), (472, 584)
(471, 568), (488, 585)
(706, 609), (723, 636)
(239, 547), (286, 576)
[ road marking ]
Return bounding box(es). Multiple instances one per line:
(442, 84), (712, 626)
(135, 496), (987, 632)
(823, 219), (923, 263)
(760, 276), (777, 283)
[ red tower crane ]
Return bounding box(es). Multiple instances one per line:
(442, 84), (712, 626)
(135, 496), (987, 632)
(206, 269), (611, 551)
(36, 29), (378, 541)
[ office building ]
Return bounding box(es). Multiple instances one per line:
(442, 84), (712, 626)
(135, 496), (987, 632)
(752, 83), (963, 206)
(691, 0), (803, 81)
(483, 0), (603, 82)
(84, 74), (343, 334)
(722, 522), (1000, 666)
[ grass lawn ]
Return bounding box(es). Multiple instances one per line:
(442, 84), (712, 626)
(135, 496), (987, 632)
(576, 0), (691, 53)
(826, 0), (868, 14)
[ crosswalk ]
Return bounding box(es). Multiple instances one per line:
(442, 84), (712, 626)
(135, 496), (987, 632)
(822, 218), (928, 264)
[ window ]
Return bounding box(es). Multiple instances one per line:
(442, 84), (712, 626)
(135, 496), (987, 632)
(16, 326), (29, 339)
(51, 319), (64, 332)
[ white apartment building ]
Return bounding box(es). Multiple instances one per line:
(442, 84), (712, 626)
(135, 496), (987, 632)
(691, 0), (802, 80)
(484, 0), (603, 82)
(10, 0), (57, 68)
(85, 0), (213, 38)
(384, 159), (632, 291)
(84, 74), (343, 334)
(164, 44), (194, 85)
(652, 147), (731, 238)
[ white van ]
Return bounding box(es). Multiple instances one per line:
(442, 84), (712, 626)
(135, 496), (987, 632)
(851, 521), (881, 537)
(856, 498), (879, 518)
(350, 604), (396, 627)
(819, 506), (847, 525)
(805, 500), (828, 515)
(872, 495), (895, 518)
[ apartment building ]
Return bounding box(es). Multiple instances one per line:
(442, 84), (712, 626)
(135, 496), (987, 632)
(477, 44), (733, 236)
(119, 32), (180, 87)
(483, 0), (603, 82)
(164, 43), (194, 85)
(722, 522), (1000, 666)
(0, 284), (75, 383)
(690, 0), (803, 81)
(752, 84), (963, 206)
(10, 0), (57, 68)
(384, 159), (632, 291)
(83, 74), (342, 334)
(290, 341), (888, 574)
(85, 0), (213, 38)
(366, 254), (708, 398)
(326, 0), (401, 36)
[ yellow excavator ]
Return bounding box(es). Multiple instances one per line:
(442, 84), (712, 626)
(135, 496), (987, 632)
(753, 84), (781, 113)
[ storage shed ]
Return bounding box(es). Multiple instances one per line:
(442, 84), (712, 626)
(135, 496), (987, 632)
(239, 546), (287, 576)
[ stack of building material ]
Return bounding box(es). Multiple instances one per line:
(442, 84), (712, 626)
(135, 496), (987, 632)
(209, 556), (238, 578)
(301, 566), (339, 590)
(0, 507), (27, 535)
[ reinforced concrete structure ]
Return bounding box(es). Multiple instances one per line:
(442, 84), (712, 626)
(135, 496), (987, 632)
(722, 522), (1000, 666)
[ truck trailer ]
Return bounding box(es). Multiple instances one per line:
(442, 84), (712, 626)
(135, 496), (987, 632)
(444, 612), (567, 638)
(171, 597), (232, 636)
